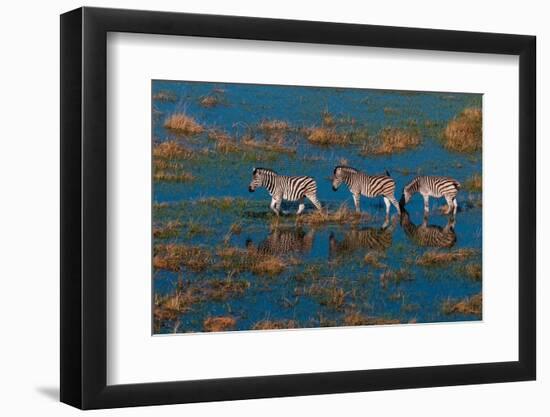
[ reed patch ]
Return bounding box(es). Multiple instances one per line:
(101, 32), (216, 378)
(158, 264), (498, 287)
(361, 127), (420, 155)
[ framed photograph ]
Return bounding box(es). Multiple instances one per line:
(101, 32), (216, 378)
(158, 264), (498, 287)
(60, 6), (536, 409)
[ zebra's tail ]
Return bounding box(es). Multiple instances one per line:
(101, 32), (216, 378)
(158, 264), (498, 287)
(385, 169), (391, 177)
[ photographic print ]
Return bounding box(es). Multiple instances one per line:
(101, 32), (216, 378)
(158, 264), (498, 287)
(152, 80), (482, 334)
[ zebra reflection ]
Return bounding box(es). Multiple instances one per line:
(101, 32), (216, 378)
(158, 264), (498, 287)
(329, 218), (396, 259)
(246, 227), (315, 256)
(400, 208), (456, 248)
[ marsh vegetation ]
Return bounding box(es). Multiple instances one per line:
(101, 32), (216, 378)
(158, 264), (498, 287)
(152, 81), (483, 333)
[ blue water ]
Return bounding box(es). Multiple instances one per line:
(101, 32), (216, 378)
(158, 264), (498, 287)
(152, 80), (482, 334)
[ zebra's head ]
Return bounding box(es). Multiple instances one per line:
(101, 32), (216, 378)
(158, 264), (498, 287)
(332, 166), (357, 191)
(249, 167), (275, 192)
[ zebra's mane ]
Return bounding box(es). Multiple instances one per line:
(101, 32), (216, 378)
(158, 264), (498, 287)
(253, 167), (277, 175)
(334, 165), (358, 174)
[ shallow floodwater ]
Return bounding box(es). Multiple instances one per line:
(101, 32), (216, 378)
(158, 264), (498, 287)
(152, 80), (482, 334)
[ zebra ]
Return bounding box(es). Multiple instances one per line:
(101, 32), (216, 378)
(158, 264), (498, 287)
(331, 166), (401, 216)
(400, 208), (456, 248)
(248, 167), (322, 216)
(246, 227), (315, 256)
(400, 175), (461, 216)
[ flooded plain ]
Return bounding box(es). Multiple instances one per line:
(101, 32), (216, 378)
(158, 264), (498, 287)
(152, 80), (482, 334)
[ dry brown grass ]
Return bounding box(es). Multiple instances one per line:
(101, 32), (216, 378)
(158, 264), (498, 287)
(153, 171), (195, 183)
(216, 246), (288, 276)
(343, 310), (400, 326)
(252, 320), (298, 330)
(153, 141), (194, 160)
(442, 293), (482, 316)
(361, 127), (420, 155)
(321, 111), (335, 127)
(464, 263), (482, 281)
(203, 316), (237, 332)
(202, 279), (250, 301)
(464, 173), (482, 192)
(305, 127), (351, 145)
(199, 95), (220, 108)
(241, 134), (296, 154)
(303, 282), (348, 310)
(153, 220), (182, 239)
(153, 243), (212, 272)
(258, 119), (290, 132)
(297, 205), (366, 225)
(364, 251), (387, 269)
(415, 248), (477, 266)
(153, 90), (177, 102)
(164, 113), (204, 135)
(443, 107), (482, 153)
(154, 287), (200, 323)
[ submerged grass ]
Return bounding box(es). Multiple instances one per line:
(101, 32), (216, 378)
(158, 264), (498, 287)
(153, 141), (195, 160)
(343, 310), (400, 326)
(415, 248), (477, 266)
(442, 293), (482, 316)
(443, 107), (482, 153)
(153, 90), (177, 102)
(153, 220), (182, 239)
(361, 127), (420, 155)
(464, 173), (483, 192)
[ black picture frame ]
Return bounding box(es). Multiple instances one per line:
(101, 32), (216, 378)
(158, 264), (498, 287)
(60, 6), (536, 410)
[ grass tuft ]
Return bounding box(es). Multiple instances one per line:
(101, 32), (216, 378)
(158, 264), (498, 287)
(297, 205), (367, 225)
(361, 127), (420, 155)
(153, 243), (212, 272)
(258, 119), (290, 132)
(415, 248), (477, 266)
(153, 141), (194, 160)
(442, 293), (482, 316)
(343, 310), (400, 326)
(153, 90), (177, 102)
(252, 320), (298, 330)
(153, 220), (182, 239)
(442, 107), (482, 153)
(464, 173), (482, 192)
(305, 127), (351, 145)
(164, 113), (204, 135)
(203, 316), (237, 332)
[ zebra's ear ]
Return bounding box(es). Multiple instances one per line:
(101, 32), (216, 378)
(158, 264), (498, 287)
(252, 167), (256, 174)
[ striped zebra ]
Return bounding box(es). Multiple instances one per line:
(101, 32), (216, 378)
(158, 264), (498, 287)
(400, 176), (461, 216)
(331, 166), (401, 215)
(400, 208), (456, 248)
(246, 227), (315, 256)
(248, 167), (322, 216)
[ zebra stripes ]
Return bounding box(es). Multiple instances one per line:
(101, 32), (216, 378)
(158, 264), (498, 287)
(248, 166), (463, 219)
(400, 208), (456, 248)
(331, 166), (401, 215)
(400, 175), (461, 216)
(248, 167), (322, 216)
(246, 227), (315, 256)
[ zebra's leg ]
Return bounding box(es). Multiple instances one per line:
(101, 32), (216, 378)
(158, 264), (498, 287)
(444, 196), (454, 215)
(452, 198), (458, 216)
(423, 194), (430, 214)
(383, 197), (391, 216)
(353, 193), (361, 213)
(296, 197), (305, 215)
(387, 194), (401, 215)
(306, 193), (322, 212)
(270, 197), (280, 216)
